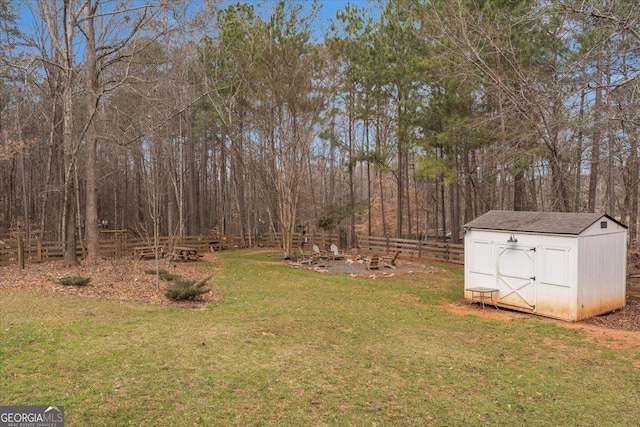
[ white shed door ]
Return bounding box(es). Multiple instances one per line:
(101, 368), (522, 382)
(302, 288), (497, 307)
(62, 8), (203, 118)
(497, 246), (536, 309)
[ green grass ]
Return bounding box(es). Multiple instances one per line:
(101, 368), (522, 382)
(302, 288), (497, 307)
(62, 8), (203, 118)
(1, 250), (639, 426)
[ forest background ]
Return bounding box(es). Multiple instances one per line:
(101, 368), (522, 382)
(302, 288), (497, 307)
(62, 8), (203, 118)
(0, 0), (638, 264)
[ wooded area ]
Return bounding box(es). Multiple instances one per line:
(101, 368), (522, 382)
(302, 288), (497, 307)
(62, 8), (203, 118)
(1, 0), (639, 265)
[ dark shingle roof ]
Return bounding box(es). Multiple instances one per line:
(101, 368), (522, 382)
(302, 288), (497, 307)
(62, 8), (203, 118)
(464, 211), (626, 235)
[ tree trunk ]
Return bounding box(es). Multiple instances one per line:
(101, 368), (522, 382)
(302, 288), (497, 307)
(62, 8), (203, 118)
(513, 170), (528, 211)
(449, 180), (460, 244)
(233, 120), (248, 245)
(376, 112), (387, 237)
(348, 101), (356, 247)
(84, 1), (99, 262)
(606, 55), (615, 215)
(39, 125), (55, 239)
(133, 145), (145, 224)
(463, 148), (474, 222)
(199, 133), (208, 233)
(439, 149), (447, 241)
(549, 145), (569, 212)
(629, 141), (639, 244)
(186, 109), (197, 235)
(62, 48), (78, 264)
(220, 131), (229, 236)
(20, 153), (30, 244)
(588, 56), (603, 213)
(396, 94), (405, 238)
(364, 118), (372, 239)
(574, 89), (585, 212)
(63, 174), (78, 266)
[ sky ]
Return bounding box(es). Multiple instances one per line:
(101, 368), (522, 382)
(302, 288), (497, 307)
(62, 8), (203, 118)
(10, 0), (384, 58)
(217, 0), (383, 41)
(14, 0), (383, 42)
(317, 0), (373, 18)
(228, 0), (377, 18)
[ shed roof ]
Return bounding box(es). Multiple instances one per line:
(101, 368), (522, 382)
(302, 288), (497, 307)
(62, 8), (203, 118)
(464, 211), (626, 235)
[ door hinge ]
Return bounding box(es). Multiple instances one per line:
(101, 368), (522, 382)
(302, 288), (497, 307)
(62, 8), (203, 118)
(529, 247), (536, 252)
(530, 276), (536, 281)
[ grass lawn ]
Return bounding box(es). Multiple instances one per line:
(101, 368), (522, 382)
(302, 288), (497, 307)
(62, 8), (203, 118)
(1, 250), (639, 426)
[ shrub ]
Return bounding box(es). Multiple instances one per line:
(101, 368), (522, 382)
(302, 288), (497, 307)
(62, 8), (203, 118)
(59, 276), (91, 286)
(164, 276), (211, 301)
(144, 268), (180, 282)
(159, 272), (181, 282)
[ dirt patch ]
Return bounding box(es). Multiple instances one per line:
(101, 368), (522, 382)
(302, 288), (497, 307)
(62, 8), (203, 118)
(444, 297), (640, 349)
(0, 255), (222, 307)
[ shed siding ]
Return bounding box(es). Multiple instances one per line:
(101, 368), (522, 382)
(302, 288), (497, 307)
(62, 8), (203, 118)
(577, 232), (627, 320)
(469, 239), (493, 275)
(536, 244), (576, 320)
(464, 211), (627, 321)
(464, 230), (500, 291)
(580, 218), (627, 237)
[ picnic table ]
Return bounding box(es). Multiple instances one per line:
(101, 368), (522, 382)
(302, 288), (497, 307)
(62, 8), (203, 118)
(170, 246), (202, 262)
(133, 246), (164, 260)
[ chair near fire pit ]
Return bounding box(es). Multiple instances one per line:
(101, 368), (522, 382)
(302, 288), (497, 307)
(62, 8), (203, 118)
(381, 251), (400, 269)
(329, 244), (345, 260)
(312, 244), (330, 261)
(365, 255), (381, 270)
(298, 247), (315, 265)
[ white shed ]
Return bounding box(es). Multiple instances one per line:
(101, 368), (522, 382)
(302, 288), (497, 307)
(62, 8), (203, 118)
(463, 211), (627, 321)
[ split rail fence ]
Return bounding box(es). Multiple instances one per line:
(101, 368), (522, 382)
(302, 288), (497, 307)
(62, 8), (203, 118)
(0, 231), (464, 266)
(258, 232), (464, 265)
(0, 233), (245, 266)
(257, 231), (341, 249)
(356, 235), (464, 265)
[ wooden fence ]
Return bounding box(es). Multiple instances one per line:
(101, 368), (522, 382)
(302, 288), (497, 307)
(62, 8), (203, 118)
(258, 232), (463, 265)
(258, 231), (340, 249)
(0, 233), (247, 266)
(0, 231), (463, 266)
(356, 235), (464, 265)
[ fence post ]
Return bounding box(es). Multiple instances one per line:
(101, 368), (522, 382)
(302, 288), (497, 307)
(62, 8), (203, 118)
(115, 235), (122, 258)
(37, 239), (42, 263)
(17, 226), (25, 271)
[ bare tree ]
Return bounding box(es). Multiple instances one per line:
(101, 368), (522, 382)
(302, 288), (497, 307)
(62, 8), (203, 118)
(31, 0), (83, 266)
(257, 2), (325, 257)
(79, 0), (186, 262)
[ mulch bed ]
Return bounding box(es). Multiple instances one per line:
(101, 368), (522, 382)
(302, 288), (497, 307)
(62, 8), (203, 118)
(0, 256), (221, 307)
(582, 297), (640, 331)
(582, 274), (640, 331)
